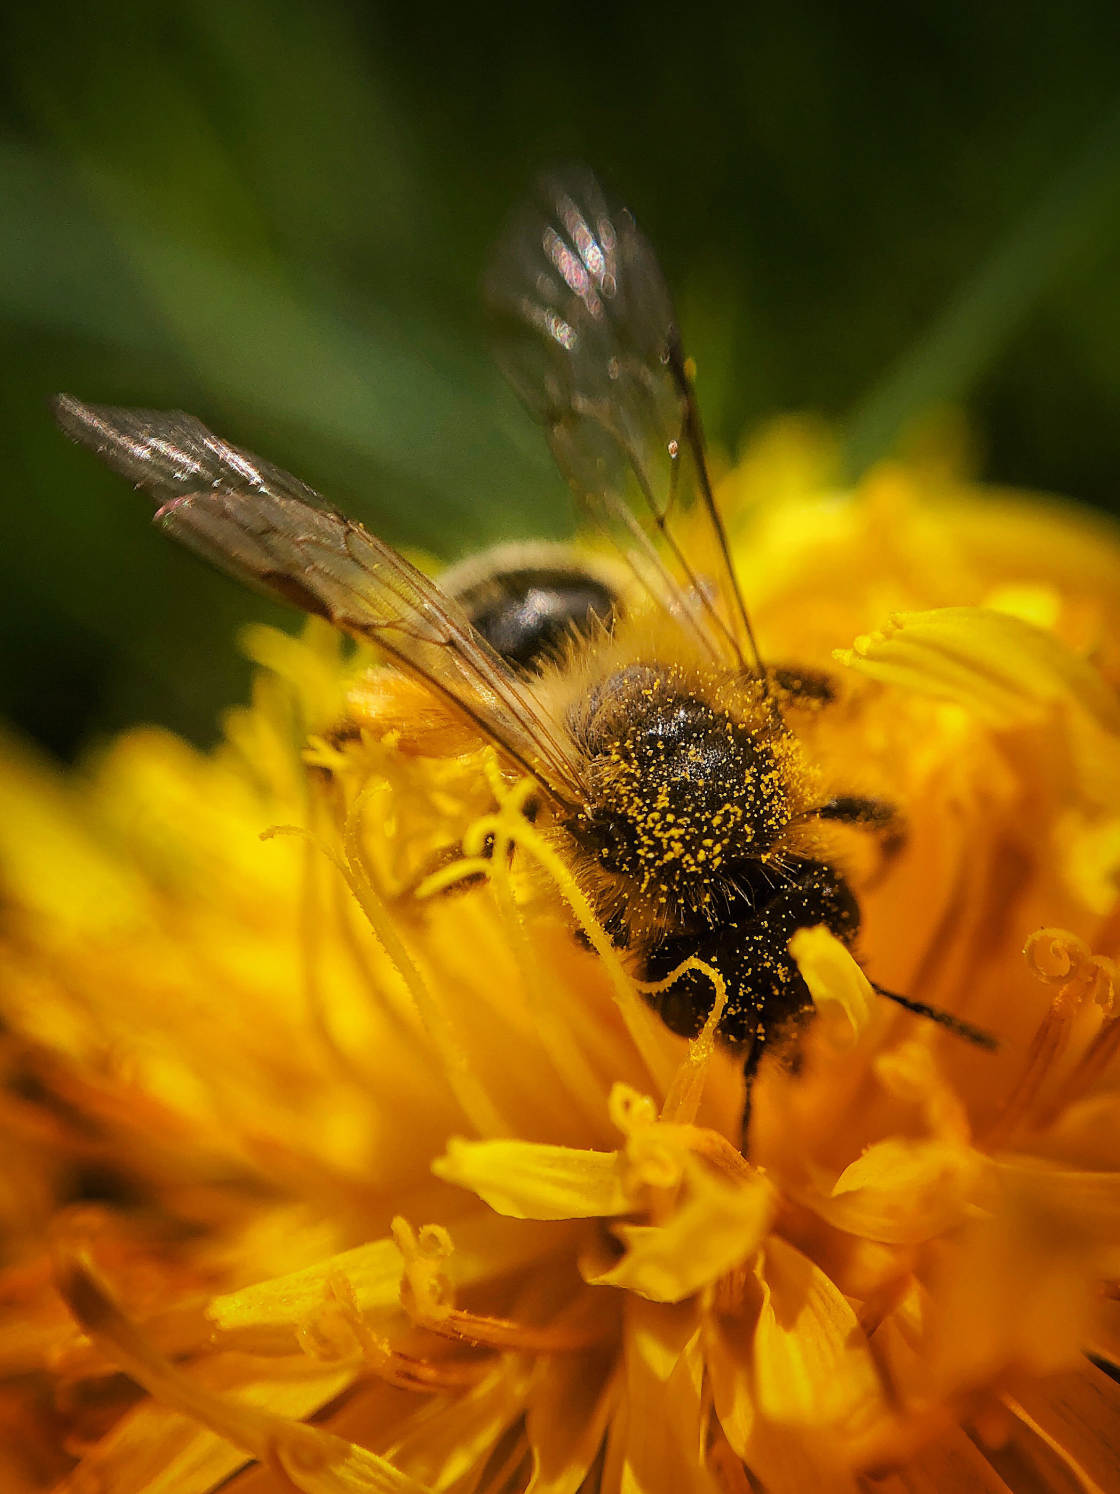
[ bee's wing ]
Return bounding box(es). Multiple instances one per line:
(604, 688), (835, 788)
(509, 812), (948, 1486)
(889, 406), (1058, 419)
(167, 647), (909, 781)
(53, 396), (584, 801)
(485, 167), (761, 674)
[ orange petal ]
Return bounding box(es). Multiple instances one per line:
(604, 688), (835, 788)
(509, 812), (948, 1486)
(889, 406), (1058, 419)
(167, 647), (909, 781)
(1003, 1361), (1120, 1494)
(57, 1253), (434, 1492)
(524, 1341), (618, 1494)
(602, 1298), (722, 1494)
(381, 1365), (528, 1489)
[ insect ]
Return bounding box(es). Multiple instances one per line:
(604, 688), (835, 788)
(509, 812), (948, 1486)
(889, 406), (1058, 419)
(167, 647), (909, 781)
(54, 168), (994, 1084)
(439, 541), (620, 675)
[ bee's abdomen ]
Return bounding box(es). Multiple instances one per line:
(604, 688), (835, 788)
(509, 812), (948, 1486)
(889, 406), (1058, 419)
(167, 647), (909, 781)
(442, 550), (617, 672)
(638, 858), (860, 1065)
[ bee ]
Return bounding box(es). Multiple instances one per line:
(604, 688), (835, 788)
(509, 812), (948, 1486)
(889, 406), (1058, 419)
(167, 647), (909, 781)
(54, 168), (993, 1084)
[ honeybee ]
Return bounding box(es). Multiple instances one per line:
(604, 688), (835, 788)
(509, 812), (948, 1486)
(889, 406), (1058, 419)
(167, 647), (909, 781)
(54, 168), (992, 1082)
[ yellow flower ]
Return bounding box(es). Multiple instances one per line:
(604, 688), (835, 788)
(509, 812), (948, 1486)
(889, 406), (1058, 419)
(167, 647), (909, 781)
(2, 427), (1120, 1493)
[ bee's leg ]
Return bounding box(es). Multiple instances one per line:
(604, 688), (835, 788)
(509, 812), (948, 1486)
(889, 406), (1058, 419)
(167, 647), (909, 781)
(815, 795), (906, 862)
(738, 1040), (764, 1150)
(390, 843), (490, 906)
(740, 1074), (753, 1150)
(816, 794), (896, 828)
(394, 795), (539, 908)
(738, 1013), (814, 1151)
(769, 664), (836, 703)
(870, 981), (998, 1050)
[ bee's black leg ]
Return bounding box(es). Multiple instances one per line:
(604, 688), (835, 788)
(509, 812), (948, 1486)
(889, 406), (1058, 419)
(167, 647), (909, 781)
(816, 795), (896, 828)
(396, 793), (539, 907)
(815, 795), (906, 858)
(769, 664), (836, 703)
(738, 1042), (764, 1150)
(870, 981), (999, 1050)
(738, 1023), (810, 1152)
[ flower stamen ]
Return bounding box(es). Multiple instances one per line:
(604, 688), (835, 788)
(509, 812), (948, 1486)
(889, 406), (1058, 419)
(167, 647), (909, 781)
(337, 787), (512, 1137)
(472, 800), (675, 1093)
(297, 1269), (485, 1391)
(393, 1218), (610, 1354)
(467, 775), (621, 1132)
(986, 929), (1117, 1146)
(642, 956), (730, 1126)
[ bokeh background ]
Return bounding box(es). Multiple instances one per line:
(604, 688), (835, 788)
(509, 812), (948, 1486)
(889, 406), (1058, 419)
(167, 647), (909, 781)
(4, 2), (1120, 758)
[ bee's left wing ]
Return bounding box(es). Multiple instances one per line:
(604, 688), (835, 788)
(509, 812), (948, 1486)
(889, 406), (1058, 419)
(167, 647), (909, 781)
(485, 167), (763, 676)
(53, 396), (584, 801)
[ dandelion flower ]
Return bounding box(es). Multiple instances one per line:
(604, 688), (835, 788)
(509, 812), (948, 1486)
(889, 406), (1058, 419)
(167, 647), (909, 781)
(2, 430), (1120, 1493)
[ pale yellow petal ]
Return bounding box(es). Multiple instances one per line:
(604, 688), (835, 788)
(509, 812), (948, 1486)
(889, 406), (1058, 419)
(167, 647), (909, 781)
(837, 606), (1120, 732)
(207, 1238), (403, 1349)
(432, 1138), (630, 1220)
(814, 1137), (983, 1245)
(789, 925), (875, 1046)
(207, 1211), (571, 1351)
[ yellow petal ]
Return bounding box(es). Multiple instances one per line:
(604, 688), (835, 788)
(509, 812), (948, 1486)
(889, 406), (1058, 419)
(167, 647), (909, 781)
(207, 1238), (403, 1348)
(1035, 1091), (1120, 1170)
(49, 1359), (356, 1494)
(837, 606), (1120, 732)
(0, 730), (145, 931)
(753, 1237), (884, 1433)
(994, 1155), (1120, 1252)
(706, 1298), (866, 1494)
(583, 1163), (775, 1303)
(207, 1211), (568, 1349)
(739, 1419), (862, 1494)
(838, 605), (1120, 815)
(924, 1164), (1104, 1386)
(704, 1311), (759, 1461)
(854, 1426), (1012, 1493)
(432, 1138), (631, 1220)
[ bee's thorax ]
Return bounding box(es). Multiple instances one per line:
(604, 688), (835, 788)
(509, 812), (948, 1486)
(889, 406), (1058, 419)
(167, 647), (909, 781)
(564, 663), (796, 925)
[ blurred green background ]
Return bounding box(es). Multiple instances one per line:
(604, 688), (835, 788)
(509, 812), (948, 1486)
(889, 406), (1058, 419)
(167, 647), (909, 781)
(4, 2), (1120, 758)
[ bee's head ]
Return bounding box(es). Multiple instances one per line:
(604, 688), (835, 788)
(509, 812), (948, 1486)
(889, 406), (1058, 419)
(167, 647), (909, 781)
(566, 663), (795, 922)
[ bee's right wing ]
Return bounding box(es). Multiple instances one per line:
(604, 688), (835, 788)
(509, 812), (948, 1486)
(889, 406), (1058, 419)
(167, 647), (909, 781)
(486, 167), (764, 678)
(53, 396), (585, 802)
